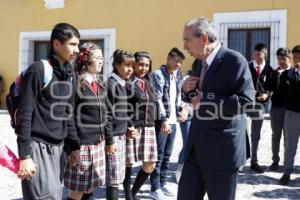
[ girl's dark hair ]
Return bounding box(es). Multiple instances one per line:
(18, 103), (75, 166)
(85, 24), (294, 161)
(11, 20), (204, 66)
(50, 23), (80, 52)
(134, 51), (152, 80)
(75, 42), (101, 88)
(75, 42), (101, 74)
(112, 49), (135, 74)
(133, 51), (158, 100)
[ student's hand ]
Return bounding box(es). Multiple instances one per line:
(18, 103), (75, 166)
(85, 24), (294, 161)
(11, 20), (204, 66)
(106, 144), (116, 155)
(17, 158), (37, 180)
(182, 76), (200, 93)
(68, 150), (80, 167)
(127, 127), (138, 138)
(178, 108), (188, 123)
(160, 121), (171, 135)
(257, 93), (268, 101)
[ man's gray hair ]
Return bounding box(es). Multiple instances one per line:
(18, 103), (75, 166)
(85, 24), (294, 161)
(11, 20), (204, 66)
(185, 17), (218, 43)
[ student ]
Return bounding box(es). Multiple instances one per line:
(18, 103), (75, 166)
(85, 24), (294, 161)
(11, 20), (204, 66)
(123, 51), (158, 200)
(64, 42), (108, 200)
(265, 47), (292, 171)
(15, 23), (81, 200)
(105, 49), (136, 200)
(278, 45), (300, 185)
(249, 43), (273, 173)
(150, 47), (186, 200)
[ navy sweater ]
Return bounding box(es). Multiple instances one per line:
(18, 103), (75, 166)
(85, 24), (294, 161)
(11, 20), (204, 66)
(104, 76), (129, 140)
(74, 80), (110, 144)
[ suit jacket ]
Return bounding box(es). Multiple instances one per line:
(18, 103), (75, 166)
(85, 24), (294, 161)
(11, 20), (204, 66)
(183, 46), (255, 170)
(249, 61), (273, 104)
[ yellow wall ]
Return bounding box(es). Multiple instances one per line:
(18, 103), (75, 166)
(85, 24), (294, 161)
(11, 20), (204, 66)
(0, 0), (300, 108)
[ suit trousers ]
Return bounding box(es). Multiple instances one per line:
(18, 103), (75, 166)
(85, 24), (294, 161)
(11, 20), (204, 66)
(178, 149), (238, 200)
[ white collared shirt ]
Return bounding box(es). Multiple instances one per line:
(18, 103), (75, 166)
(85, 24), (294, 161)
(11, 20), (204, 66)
(81, 72), (97, 84)
(276, 64), (291, 74)
(109, 72), (126, 87)
(167, 74), (177, 124)
(253, 60), (266, 72)
(205, 42), (222, 69)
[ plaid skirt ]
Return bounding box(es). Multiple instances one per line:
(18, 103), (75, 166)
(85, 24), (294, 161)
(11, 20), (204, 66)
(106, 135), (126, 186)
(126, 126), (157, 164)
(64, 140), (106, 191)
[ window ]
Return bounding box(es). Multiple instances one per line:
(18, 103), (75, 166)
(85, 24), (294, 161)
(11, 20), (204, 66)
(19, 29), (115, 80)
(214, 9), (287, 68)
(34, 39), (104, 61)
(228, 28), (270, 62)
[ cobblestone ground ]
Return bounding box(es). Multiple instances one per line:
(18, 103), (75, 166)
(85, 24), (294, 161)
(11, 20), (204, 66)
(1, 112), (300, 200)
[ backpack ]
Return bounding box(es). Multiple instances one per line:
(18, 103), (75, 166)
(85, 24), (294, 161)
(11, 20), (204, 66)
(6, 60), (53, 128)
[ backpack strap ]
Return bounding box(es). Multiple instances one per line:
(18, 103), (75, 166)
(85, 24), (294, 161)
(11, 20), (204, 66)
(41, 59), (53, 88)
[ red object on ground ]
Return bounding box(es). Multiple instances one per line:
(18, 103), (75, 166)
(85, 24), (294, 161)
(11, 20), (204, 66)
(0, 143), (20, 174)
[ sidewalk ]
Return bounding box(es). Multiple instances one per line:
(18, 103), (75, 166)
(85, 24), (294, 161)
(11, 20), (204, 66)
(1, 112), (300, 200)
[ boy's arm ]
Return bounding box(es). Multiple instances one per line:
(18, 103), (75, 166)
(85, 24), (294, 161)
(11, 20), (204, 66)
(15, 67), (41, 159)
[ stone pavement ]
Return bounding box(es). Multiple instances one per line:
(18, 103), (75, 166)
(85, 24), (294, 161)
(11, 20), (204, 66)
(1, 111), (300, 200)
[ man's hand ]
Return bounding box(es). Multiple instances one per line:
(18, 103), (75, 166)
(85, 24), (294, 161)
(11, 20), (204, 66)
(17, 158), (36, 180)
(191, 94), (201, 110)
(160, 121), (171, 135)
(182, 76), (200, 93)
(106, 144), (116, 155)
(68, 150), (80, 167)
(257, 93), (268, 102)
(127, 127), (138, 138)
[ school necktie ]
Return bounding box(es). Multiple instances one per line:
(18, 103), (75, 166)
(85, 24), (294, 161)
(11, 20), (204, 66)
(256, 65), (261, 77)
(137, 79), (146, 92)
(199, 60), (208, 91)
(91, 81), (98, 95)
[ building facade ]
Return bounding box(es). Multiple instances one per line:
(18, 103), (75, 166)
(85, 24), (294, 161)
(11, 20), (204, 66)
(0, 0), (299, 108)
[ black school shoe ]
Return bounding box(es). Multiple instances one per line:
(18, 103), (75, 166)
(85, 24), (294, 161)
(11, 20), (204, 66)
(279, 174), (290, 185)
(269, 162), (279, 171)
(250, 163), (265, 173)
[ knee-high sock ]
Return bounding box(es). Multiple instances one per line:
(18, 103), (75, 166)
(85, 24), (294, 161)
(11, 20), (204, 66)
(123, 167), (133, 200)
(131, 169), (150, 197)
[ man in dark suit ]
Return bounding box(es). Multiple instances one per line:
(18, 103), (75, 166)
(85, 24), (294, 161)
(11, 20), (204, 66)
(248, 43), (273, 173)
(178, 17), (255, 200)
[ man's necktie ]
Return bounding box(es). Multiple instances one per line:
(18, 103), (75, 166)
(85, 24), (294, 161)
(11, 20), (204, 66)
(199, 60), (208, 91)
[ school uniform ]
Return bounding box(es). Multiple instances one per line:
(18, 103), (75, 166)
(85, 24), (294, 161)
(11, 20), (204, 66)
(126, 76), (157, 164)
(248, 60), (273, 166)
(280, 68), (300, 175)
(264, 65), (291, 165)
(105, 73), (129, 186)
(15, 53), (80, 200)
(64, 72), (107, 192)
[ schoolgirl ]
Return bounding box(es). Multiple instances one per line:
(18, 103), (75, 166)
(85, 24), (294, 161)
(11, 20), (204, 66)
(105, 49), (136, 200)
(123, 51), (158, 200)
(64, 42), (108, 200)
